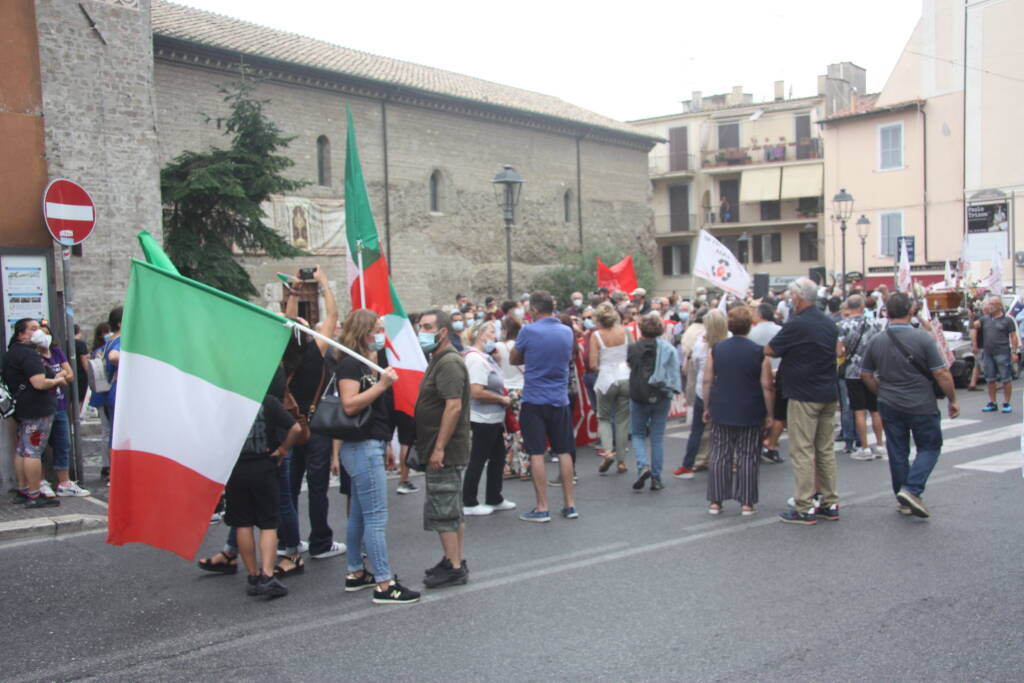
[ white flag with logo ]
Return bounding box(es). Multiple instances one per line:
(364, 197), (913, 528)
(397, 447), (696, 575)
(897, 238), (913, 293)
(944, 259), (953, 288)
(694, 230), (752, 298)
(986, 244), (1004, 295)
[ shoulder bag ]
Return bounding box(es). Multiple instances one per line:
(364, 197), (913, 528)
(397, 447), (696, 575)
(309, 370), (371, 440)
(283, 367), (326, 445)
(885, 329), (946, 399)
(837, 319), (867, 377)
(404, 445), (427, 473)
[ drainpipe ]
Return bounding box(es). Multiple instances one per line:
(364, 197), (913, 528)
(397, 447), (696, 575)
(576, 134), (584, 249)
(380, 96), (392, 271)
(920, 102), (929, 264)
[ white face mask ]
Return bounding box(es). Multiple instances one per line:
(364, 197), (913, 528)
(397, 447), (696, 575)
(514, 308), (524, 318)
(572, 299), (583, 308)
(30, 329), (51, 348)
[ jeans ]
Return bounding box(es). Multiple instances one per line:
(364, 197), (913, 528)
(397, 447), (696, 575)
(982, 352), (1012, 384)
(878, 403), (942, 497)
(224, 455), (301, 555)
(683, 396), (705, 469)
(596, 379), (630, 460)
(837, 377), (856, 448)
(464, 422), (506, 507)
(631, 397), (670, 479)
(48, 409), (71, 470)
(289, 432), (333, 555)
(339, 439), (391, 581)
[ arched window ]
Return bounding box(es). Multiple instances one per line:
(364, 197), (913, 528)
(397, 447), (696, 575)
(316, 135), (331, 186)
(563, 189), (574, 223)
(429, 169), (443, 212)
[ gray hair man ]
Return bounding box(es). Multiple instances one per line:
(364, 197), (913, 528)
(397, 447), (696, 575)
(765, 278), (840, 524)
(837, 294), (886, 461)
(972, 295), (1019, 413)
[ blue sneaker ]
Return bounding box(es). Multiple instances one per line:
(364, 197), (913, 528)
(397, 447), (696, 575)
(560, 506), (579, 519)
(1001, 403), (1012, 414)
(778, 509), (816, 525)
(519, 509), (551, 523)
(982, 402), (997, 412)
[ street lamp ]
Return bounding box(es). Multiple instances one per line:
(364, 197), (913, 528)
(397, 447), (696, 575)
(856, 214), (871, 288)
(492, 165), (524, 300)
(832, 188), (855, 296)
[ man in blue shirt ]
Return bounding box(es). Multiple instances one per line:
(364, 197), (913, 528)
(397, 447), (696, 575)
(510, 291), (577, 522)
(766, 278), (840, 525)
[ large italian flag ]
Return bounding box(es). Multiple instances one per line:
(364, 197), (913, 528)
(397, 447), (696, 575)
(107, 259), (291, 560)
(343, 107), (425, 414)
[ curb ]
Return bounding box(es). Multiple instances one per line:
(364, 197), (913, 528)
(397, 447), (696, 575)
(0, 514), (107, 543)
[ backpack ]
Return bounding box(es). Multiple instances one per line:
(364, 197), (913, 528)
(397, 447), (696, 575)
(86, 352), (112, 394)
(0, 350), (22, 419)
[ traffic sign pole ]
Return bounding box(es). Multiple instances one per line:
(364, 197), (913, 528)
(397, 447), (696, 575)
(61, 242), (84, 484)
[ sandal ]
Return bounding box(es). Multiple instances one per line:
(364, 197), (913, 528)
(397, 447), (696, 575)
(198, 551), (238, 574)
(273, 554), (305, 577)
(598, 453), (615, 474)
(616, 462), (628, 474)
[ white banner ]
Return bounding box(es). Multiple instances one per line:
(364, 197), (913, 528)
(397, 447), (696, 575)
(693, 230), (752, 298)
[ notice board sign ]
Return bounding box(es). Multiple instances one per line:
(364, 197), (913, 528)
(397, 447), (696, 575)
(965, 202), (1010, 261)
(1, 255), (49, 348)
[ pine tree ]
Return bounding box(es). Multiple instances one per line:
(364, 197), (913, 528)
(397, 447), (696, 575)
(161, 77), (306, 298)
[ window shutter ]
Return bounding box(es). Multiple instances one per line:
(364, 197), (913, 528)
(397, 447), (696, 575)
(752, 235), (763, 263)
(771, 233), (782, 262)
(662, 246), (673, 276)
(681, 244), (691, 274)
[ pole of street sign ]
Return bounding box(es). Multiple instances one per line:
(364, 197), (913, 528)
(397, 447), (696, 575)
(61, 242), (84, 484)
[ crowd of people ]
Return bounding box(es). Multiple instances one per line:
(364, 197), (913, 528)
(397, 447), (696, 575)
(7, 265), (1015, 603)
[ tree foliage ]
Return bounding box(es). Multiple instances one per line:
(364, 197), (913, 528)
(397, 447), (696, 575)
(530, 244), (655, 306)
(161, 77), (306, 298)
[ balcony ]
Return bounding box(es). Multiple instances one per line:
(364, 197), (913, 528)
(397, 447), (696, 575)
(648, 151), (697, 178)
(654, 213), (698, 235)
(700, 138), (823, 169)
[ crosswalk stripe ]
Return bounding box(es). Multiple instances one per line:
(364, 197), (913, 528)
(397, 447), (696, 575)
(955, 451), (1022, 473)
(941, 423), (1022, 454)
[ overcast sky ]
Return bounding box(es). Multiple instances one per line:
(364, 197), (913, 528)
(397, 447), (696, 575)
(174, 0), (923, 122)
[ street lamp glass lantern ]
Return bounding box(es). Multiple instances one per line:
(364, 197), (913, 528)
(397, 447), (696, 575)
(832, 188), (855, 221)
(492, 164), (524, 209)
(856, 214), (870, 239)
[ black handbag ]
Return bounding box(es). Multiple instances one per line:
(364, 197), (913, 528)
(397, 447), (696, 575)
(309, 371), (371, 439)
(885, 329), (947, 399)
(404, 445), (427, 473)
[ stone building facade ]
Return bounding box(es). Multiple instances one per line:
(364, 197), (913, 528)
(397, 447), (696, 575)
(150, 1), (656, 313)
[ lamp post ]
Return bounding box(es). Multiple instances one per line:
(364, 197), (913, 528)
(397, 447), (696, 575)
(832, 188), (855, 296)
(856, 214), (870, 288)
(492, 165), (524, 300)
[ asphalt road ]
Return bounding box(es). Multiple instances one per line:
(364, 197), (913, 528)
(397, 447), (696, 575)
(2, 387), (1022, 682)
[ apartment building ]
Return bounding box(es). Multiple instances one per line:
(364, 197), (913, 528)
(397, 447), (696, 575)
(631, 65), (860, 296)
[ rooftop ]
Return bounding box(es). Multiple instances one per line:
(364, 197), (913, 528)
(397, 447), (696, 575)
(152, 1), (654, 143)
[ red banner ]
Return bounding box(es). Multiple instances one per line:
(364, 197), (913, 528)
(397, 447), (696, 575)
(596, 255), (638, 294)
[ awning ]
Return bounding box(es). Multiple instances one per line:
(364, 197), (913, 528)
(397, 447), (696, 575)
(739, 167), (781, 202)
(780, 165), (823, 199)
(863, 274), (944, 291)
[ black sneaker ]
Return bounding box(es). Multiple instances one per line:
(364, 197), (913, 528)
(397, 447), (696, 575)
(345, 570), (377, 592)
(100, 467), (110, 484)
(425, 557), (468, 577)
(246, 574), (260, 596)
(650, 476), (664, 491)
(815, 504), (840, 521)
(762, 449), (783, 464)
(23, 496), (60, 509)
(778, 509), (817, 525)
(632, 466), (651, 490)
(372, 578), (421, 605)
(423, 563), (468, 589)
(255, 573), (288, 598)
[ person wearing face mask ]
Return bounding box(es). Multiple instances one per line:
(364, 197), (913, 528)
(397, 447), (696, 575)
(3, 318), (68, 507)
(449, 311), (466, 352)
(36, 323), (89, 497)
(461, 321), (516, 516)
(333, 309), (420, 604)
(99, 306), (123, 485)
(567, 292), (585, 317)
(415, 310), (472, 588)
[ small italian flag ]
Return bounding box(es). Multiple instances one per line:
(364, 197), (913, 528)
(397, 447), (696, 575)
(344, 106), (425, 414)
(107, 259), (291, 560)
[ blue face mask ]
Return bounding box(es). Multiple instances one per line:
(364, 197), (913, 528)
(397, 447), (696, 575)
(475, 312), (485, 320)
(369, 332), (386, 352)
(483, 340), (496, 353)
(452, 321), (465, 331)
(679, 313), (690, 322)
(583, 319), (595, 330)
(418, 331), (439, 352)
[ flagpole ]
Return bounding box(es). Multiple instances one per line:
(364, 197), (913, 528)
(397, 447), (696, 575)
(287, 321), (385, 374)
(356, 239), (367, 310)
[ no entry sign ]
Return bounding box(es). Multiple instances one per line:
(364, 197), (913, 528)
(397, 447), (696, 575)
(42, 179), (96, 246)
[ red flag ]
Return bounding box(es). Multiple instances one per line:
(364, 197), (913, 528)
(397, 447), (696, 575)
(596, 255), (639, 294)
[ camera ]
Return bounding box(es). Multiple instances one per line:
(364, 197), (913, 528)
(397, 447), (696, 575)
(298, 267), (315, 281)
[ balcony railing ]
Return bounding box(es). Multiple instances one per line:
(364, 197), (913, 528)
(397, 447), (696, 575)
(700, 138), (823, 168)
(654, 213), (698, 233)
(648, 152), (697, 176)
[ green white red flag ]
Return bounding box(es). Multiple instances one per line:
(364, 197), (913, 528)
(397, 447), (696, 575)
(107, 259), (291, 560)
(343, 106), (425, 414)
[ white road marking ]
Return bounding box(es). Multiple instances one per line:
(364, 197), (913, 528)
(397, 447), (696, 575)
(955, 451), (1022, 473)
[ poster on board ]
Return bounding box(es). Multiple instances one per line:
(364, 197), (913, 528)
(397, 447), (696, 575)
(965, 202), (1009, 261)
(1, 255), (49, 347)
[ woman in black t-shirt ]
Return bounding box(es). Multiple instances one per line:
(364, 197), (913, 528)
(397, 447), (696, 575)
(335, 309), (419, 605)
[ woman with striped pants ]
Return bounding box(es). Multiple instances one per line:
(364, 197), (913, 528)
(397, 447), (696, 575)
(701, 306), (775, 516)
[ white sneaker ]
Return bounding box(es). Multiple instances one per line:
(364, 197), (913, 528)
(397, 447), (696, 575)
(39, 481), (57, 498)
(463, 504), (494, 516)
(310, 541), (346, 559)
(850, 447), (874, 461)
(788, 495), (823, 509)
(870, 444), (886, 459)
(277, 541), (309, 557)
(56, 481), (91, 497)
(491, 499), (516, 511)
